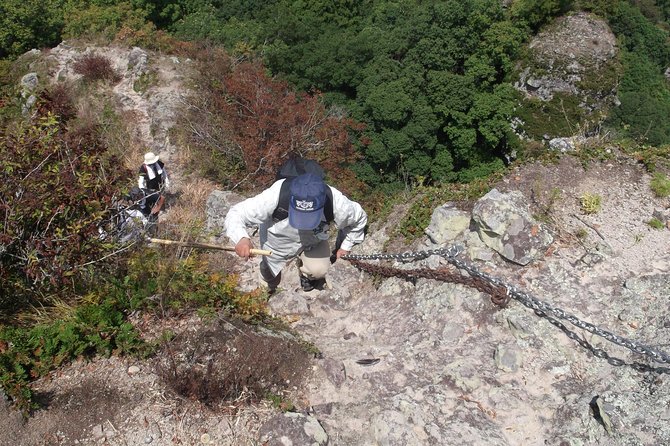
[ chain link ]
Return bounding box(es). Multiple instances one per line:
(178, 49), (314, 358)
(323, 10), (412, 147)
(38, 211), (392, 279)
(343, 248), (670, 366)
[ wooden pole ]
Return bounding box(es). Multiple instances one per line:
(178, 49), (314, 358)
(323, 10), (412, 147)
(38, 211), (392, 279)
(147, 238), (272, 256)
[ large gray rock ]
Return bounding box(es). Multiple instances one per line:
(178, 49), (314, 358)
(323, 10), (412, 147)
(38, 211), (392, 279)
(424, 203), (471, 244)
(472, 189), (553, 265)
(549, 136), (585, 153)
(514, 13), (619, 138)
(259, 412), (328, 446)
(516, 12), (617, 102)
(20, 72), (39, 116)
(20, 72), (38, 92)
(127, 47), (148, 74)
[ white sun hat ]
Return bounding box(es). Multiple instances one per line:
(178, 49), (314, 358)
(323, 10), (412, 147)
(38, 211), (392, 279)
(144, 152), (159, 164)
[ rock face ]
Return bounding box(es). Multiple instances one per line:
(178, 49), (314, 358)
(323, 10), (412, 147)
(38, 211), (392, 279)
(44, 42), (192, 166)
(516, 12), (617, 102)
(514, 12), (620, 139)
(205, 190), (243, 237)
(424, 204), (471, 245)
(259, 413), (328, 446)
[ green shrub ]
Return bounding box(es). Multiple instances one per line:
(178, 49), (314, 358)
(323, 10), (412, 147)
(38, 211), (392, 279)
(0, 295), (148, 413)
(514, 92), (586, 140)
(509, 0), (572, 31)
(650, 172), (670, 197)
(119, 249), (266, 320)
(624, 144), (670, 172)
(608, 2), (670, 67)
(0, 246), (258, 413)
(606, 37), (670, 146)
(62, 2), (148, 42)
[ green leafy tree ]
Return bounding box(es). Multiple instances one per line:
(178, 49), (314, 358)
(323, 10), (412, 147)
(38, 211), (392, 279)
(349, 1), (521, 184)
(0, 0), (65, 58)
(508, 0), (571, 31)
(609, 52), (670, 145)
(62, 1), (150, 41)
(609, 1), (670, 67)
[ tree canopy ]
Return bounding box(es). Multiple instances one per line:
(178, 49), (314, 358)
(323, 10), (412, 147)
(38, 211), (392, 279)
(2, 0), (670, 186)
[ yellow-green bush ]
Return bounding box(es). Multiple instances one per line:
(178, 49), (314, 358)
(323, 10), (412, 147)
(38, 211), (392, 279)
(579, 192), (602, 214)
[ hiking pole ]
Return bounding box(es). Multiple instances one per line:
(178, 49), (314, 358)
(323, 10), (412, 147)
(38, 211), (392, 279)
(147, 237), (272, 256)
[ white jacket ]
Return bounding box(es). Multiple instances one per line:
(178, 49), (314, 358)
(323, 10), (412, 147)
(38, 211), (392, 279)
(225, 179), (368, 275)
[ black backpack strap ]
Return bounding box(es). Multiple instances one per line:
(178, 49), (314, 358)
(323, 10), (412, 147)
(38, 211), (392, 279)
(324, 187), (334, 223)
(272, 178), (293, 222)
(272, 178), (334, 224)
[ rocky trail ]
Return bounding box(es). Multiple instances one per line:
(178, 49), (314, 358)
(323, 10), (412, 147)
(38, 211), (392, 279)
(3, 43), (670, 446)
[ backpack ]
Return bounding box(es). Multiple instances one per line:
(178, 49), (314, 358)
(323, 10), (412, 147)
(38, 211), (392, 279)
(272, 157), (334, 223)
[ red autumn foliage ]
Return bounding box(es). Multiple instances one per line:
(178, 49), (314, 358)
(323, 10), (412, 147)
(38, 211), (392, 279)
(187, 50), (366, 196)
(36, 83), (77, 123)
(0, 88), (132, 309)
(73, 54), (121, 84)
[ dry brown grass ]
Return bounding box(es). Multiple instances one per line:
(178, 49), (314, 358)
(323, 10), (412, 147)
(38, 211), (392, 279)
(115, 110), (147, 171)
(72, 96), (145, 174)
(159, 176), (217, 243)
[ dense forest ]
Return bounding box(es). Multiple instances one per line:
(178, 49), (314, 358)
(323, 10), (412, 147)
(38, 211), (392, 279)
(2, 0), (670, 188)
(1, 0), (670, 409)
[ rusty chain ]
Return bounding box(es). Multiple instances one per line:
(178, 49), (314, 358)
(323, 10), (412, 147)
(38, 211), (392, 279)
(343, 247), (670, 367)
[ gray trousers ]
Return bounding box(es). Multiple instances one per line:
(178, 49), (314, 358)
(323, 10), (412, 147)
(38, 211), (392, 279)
(259, 239), (331, 289)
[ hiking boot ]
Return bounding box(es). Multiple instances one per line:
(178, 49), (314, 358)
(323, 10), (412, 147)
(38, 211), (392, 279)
(300, 275), (315, 292)
(300, 275), (326, 292)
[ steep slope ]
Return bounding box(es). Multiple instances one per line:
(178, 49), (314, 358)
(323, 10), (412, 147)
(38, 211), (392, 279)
(3, 41), (670, 446)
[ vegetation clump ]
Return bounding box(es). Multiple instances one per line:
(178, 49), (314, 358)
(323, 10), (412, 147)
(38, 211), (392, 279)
(157, 322), (310, 408)
(178, 48), (365, 195)
(73, 54), (121, 83)
(579, 192), (602, 214)
(650, 172), (670, 198)
(647, 217), (665, 229)
(0, 88), (131, 314)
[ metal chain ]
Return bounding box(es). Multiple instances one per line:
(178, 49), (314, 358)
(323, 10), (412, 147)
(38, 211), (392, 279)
(343, 248), (670, 366)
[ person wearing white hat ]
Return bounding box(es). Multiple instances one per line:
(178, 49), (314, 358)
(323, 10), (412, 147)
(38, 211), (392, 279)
(138, 152), (170, 217)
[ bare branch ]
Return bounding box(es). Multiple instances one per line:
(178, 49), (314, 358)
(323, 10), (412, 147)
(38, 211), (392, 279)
(22, 150), (55, 182)
(73, 239), (138, 269)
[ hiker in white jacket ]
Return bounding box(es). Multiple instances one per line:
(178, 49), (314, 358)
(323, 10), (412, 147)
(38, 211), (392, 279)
(225, 173), (367, 292)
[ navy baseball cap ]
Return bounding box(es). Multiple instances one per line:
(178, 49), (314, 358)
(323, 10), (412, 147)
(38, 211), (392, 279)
(288, 173), (326, 230)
